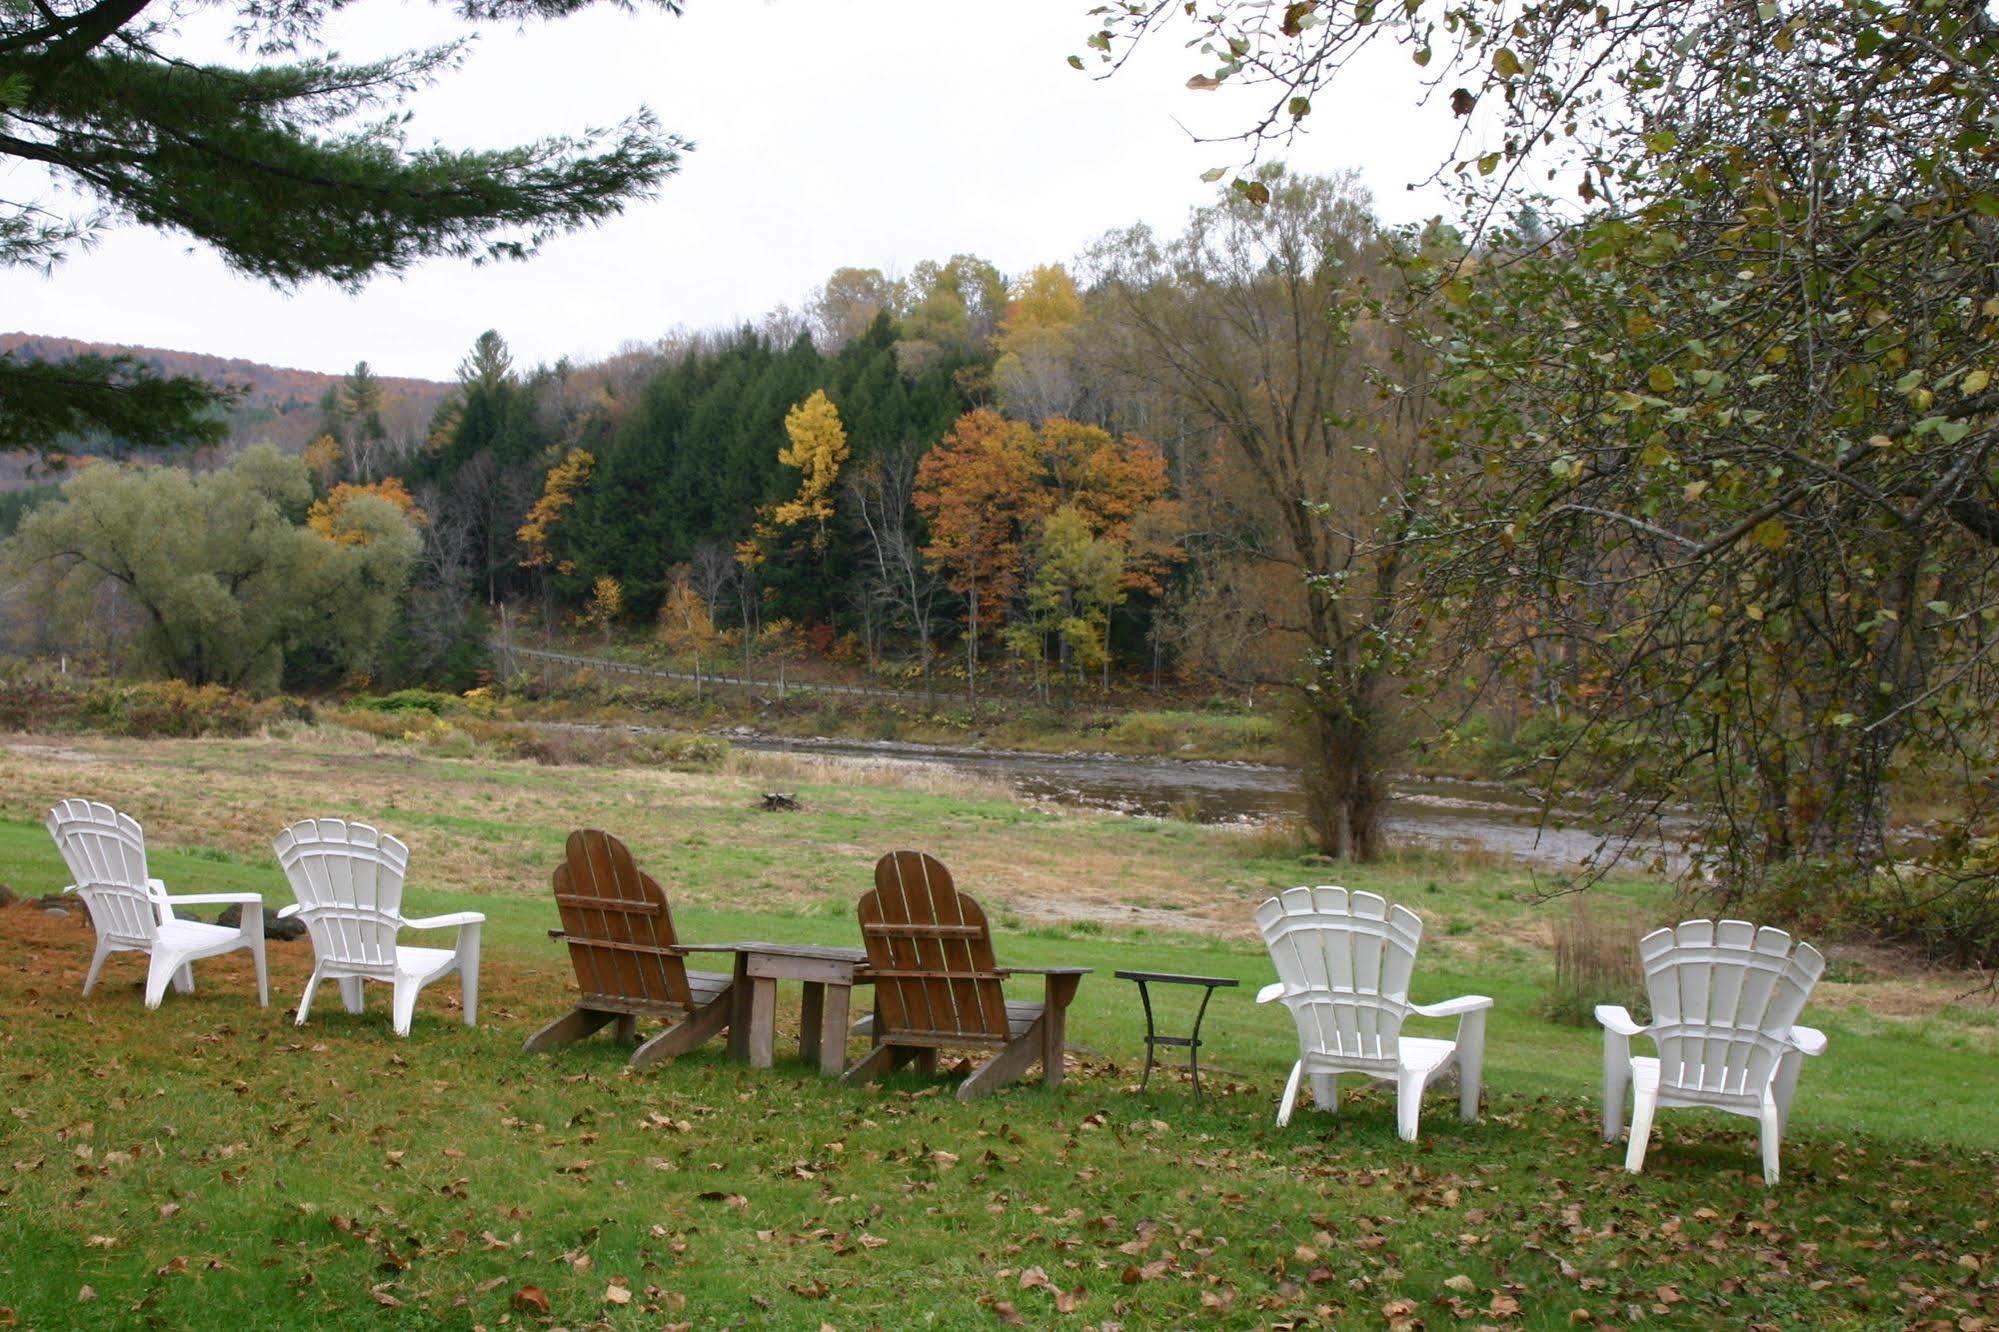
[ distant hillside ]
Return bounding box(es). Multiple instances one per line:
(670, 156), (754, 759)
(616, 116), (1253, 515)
(0, 332), (453, 459)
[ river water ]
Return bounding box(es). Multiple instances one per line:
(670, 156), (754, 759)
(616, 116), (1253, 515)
(731, 733), (1656, 873)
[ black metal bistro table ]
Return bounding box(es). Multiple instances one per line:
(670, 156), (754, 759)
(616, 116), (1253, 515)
(1114, 969), (1239, 1101)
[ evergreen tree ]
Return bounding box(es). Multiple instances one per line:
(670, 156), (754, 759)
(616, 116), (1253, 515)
(1, 0), (687, 456)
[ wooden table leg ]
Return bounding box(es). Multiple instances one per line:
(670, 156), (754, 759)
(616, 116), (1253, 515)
(818, 983), (852, 1076)
(726, 952), (752, 1062)
(799, 981), (825, 1066)
(747, 975), (777, 1069)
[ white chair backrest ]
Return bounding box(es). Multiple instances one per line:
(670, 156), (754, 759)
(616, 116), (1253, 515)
(47, 799), (161, 945)
(1256, 886), (1423, 1071)
(273, 818), (410, 970)
(1640, 920), (1825, 1100)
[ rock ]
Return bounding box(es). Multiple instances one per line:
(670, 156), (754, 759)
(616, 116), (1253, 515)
(214, 903), (307, 941)
(40, 906), (70, 918)
(33, 894), (70, 911)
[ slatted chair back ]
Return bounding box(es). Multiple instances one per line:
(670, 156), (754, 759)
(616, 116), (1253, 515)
(859, 851), (1011, 1045)
(551, 830), (694, 1014)
(47, 799), (162, 947)
(1255, 886), (1423, 1074)
(1640, 920), (1825, 1104)
(273, 818), (409, 976)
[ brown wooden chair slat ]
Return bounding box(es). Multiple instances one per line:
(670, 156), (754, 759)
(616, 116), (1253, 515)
(523, 829), (735, 1068)
(842, 850), (1087, 1101)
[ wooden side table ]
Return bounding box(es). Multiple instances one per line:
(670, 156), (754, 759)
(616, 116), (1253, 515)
(1114, 969), (1239, 1101)
(676, 942), (870, 1076)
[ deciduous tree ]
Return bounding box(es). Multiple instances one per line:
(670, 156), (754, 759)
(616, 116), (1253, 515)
(5, 445), (420, 689)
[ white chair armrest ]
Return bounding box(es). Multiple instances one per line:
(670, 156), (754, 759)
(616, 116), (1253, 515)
(276, 903), (303, 920)
(1255, 981), (1286, 1004)
(1789, 1024), (1828, 1056)
(1595, 1004), (1647, 1037)
(164, 892), (263, 906)
(61, 883), (79, 895)
(1409, 994), (1494, 1019)
(147, 878), (167, 891)
(403, 912), (486, 930)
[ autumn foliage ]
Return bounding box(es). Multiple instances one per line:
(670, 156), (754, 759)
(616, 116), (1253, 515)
(305, 477), (426, 545)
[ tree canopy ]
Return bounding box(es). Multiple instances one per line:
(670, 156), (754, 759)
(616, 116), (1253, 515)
(0, 0), (687, 454)
(5, 446), (422, 690)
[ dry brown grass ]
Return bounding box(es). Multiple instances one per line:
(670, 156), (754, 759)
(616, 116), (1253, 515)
(1543, 899), (1648, 1026)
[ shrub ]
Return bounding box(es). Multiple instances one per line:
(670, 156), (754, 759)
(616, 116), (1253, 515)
(347, 689), (459, 716)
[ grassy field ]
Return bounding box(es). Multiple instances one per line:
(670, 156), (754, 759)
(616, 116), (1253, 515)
(0, 731), (1995, 1328)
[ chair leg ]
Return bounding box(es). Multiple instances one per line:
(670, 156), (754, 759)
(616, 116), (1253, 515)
(1456, 1011), (1487, 1123)
(1772, 1050), (1804, 1136)
(1602, 1033), (1630, 1143)
(1759, 1099), (1783, 1186)
(1395, 1068), (1425, 1142)
(456, 923), (481, 1027)
(523, 1007), (617, 1053)
(81, 939), (114, 996)
(391, 977), (423, 1037)
(1624, 1086), (1658, 1173)
(841, 1041), (900, 1087)
(338, 976), (365, 1014)
(172, 962), (195, 995)
(296, 966), (325, 1026)
(145, 950), (186, 1009)
(1276, 1061), (1304, 1128)
(248, 929), (269, 1009)
(1310, 1073), (1338, 1111)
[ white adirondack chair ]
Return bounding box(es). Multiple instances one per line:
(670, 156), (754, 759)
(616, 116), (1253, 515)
(1598, 919), (1827, 1184)
(272, 818), (483, 1037)
(1255, 886), (1493, 1141)
(46, 799), (268, 1009)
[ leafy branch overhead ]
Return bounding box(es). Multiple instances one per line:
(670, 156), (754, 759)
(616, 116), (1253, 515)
(0, 0), (689, 454)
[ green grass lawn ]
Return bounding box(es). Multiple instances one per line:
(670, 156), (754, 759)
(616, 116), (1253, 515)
(0, 734), (1994, 1328)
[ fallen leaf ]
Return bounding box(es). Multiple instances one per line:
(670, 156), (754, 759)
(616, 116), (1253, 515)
(603, 1282), (632, 1306)
(77, 1286), (96, 1304)
(512, 1285), (551, 1315)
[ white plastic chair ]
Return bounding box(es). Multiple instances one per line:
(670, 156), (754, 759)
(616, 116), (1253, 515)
(272, 818), (483, 1037)
(46, 799), (268, 1010)
(1255, 886), (1493, 1140)
(1598, 919), (1826, 1185)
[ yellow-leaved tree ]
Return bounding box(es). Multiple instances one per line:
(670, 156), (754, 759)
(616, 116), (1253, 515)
(576, 575), (623, 644)
(518, 449), (594, 573)
(656, 563), (718, 693)
(769, 389), (848, 553)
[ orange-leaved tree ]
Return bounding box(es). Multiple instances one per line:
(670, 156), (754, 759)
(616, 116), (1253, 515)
(916, 408), (1181, 698)
(306, 477), (426, 545)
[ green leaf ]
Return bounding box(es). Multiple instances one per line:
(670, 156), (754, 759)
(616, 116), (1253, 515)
(1492, 47), (1522, 78)
(1476, 152), (1502, 176)
(1199, 167), (1227, 183)
(1645, 130), (1678, 153)
(1288, 96), (1312, 120)
(1646, 365), (1678, 393)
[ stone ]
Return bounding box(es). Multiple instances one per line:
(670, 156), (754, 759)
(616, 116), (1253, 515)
(40, 906), (69, 918)
(214, 902), (306, 941)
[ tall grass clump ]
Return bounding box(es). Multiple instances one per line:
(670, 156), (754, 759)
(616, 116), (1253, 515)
(1541, 899), (1646, 1027)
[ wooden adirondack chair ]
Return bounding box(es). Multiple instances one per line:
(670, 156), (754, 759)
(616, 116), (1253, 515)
(1256, 886), (1492, 1141)
(46, 799), (269, 1010)
(1598, 919), (1827, 1184)
(522, 829), (736, 1068)
(272, 818), (483, 1037)
(844, 850), (1087, 1101)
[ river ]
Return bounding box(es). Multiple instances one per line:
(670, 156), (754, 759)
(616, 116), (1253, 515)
(729, 733), (1658, 873)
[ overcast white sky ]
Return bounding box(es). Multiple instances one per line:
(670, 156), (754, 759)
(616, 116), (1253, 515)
(1, 0), (1458, 380)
